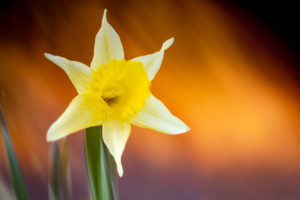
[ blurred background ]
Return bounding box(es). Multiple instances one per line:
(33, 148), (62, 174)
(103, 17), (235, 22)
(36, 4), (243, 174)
(1, 0), (300, 199)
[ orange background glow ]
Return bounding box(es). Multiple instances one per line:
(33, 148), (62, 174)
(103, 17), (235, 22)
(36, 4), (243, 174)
(1, 0), (300, 199)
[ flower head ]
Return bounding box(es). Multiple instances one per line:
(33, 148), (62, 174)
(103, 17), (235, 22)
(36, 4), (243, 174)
(45, 9), (189, 176)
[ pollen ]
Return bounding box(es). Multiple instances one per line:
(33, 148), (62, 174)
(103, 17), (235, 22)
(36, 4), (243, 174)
(85, 59), (151, 121)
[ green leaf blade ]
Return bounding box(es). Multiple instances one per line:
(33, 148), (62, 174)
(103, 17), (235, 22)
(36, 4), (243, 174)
(49, 139), (72, 200)
(0, 108), (30, 200)
(49, 143), (61, 200)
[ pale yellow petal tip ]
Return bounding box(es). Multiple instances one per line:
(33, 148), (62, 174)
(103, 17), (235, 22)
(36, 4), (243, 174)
(46, 133), (56, 142)
(161, 38), (174, 51)
(102, 9), (108, 23)
(46, 133), (65, 143)
(46, 128), (57, 142)
(169, 120), (190, 135)
(175, 124), (190, 134)
(46, 125), (64, 142)
(46, 137), (55, 142)
(183, 125), (190, 133)
(116, 160), (124, 177)
(117, 167), (124, 177)
(44, 53), (61, 63)
(44, 53), (53, 59)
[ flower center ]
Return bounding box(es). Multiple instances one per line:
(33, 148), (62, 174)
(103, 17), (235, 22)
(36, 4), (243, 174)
(102, 89), (118, 106)
(86, 59), (151, 121)
(101, 85), (124, 106)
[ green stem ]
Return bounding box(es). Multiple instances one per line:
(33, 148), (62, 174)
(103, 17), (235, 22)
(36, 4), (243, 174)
(85, 126), (118, 200)
(0, 108), (29, 200)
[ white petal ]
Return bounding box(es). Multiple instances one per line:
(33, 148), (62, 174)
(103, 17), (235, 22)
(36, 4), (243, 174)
(45, 53), (91, 94)
(47, 95), (104, 142)
(132, 38), (174, 81)
(102, 120), (131, 177)
(91, 9), (124, 70)
(130, 94), (189, 134)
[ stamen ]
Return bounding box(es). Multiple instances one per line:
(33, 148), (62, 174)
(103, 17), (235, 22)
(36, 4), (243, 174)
(103, 96), (118, 106)
(102, 89), (121, 106)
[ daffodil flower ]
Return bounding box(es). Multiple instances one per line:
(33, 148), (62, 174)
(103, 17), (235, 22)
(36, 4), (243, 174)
(45, 9), (189, 177)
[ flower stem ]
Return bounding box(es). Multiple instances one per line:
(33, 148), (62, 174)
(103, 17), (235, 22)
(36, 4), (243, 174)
(85, 126), (118, 200)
